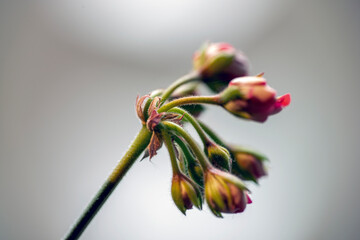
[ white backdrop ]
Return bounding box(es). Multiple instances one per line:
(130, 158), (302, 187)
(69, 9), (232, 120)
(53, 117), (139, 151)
(1, 0), (359, 239)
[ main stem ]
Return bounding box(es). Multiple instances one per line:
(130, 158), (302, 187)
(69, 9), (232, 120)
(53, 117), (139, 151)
(64, 126), (152, 240)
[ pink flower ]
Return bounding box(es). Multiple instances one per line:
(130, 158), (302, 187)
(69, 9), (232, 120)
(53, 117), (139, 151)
(222, 75), (291, 122)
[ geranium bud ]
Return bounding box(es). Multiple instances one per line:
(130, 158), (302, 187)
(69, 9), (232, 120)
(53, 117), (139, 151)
(231, 146), (268, 183)
(204, 168), (249, 217)
(171, 173), (203, 215)
(193, 42), (249, 92)
(206, 142), (232, 171)
(221, 75), (291, 122)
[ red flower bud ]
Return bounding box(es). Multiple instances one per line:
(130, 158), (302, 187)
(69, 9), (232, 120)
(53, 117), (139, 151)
(221, 75), (291, 122)
(193, 42), (249, 92)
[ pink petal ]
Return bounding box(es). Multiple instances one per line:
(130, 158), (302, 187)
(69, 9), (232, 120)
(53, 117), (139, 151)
(277, 93), (291, 107)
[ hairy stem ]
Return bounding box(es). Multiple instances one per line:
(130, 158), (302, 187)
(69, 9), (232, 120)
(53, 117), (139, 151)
(168, 107), (211, 146)
(158, 95), (220, 113)
(162, 121), (212, 171)
(198, 120), (227, 147)
(161, 128), (181, 174)
(64, 126), (152, 240)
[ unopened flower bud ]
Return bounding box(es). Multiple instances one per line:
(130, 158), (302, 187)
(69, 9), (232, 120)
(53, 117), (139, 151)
(204, 168), (249, 217)
(231, 147), (268, 183)
(206, 142), (232, 171)
(193, 42), (249, 92)
(171, 173), (203, 215)
(221, 75), (291, 122)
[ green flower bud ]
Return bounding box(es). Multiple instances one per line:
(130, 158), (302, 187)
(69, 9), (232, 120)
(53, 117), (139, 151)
(171, 173), (203, 215)
(206, 142), (232, 171)
(204, 168), (249, 217)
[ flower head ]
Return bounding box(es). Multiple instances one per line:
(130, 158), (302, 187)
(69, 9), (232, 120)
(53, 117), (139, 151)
(171, 172), (203, 215)
(221, 75), (291, 122)
(193, 42), (249, 92)
(204, 168), (249, 217)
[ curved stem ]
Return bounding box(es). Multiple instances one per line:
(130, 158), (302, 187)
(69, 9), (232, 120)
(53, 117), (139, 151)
(64, 126), (152, 240)
(160, 71), (200, 105)
(162, 121), (212, 171)
(161, 128), (181, 174)
(158, 95), (220, 113)
(172, 134), (197, 166)
(198, 120), (227, 147)
(168, 107), (211, 146)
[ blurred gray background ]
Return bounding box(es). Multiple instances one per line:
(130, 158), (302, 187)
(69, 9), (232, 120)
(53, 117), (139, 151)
(1, 0), (360, 239)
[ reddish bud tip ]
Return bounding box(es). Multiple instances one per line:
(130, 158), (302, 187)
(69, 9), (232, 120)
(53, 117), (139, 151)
(246, 193), (253, 204)
(277, 93), (291, 107)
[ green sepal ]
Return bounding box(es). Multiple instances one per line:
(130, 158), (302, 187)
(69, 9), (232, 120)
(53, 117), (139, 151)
(219, 86), (243, 103)
(207, 143), (232, 171)
(209, 206), (223, 218)
(206, 53), (234, 76)
(182, 178), (202, 210)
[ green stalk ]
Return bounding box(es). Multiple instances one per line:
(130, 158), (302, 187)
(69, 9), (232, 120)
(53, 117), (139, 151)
(64, 126), (152, 240)
(172, 135), (197, 165)
(162, 121), (212, 171)
(161, 128), (181, 174)
(198, 120), (227, 147)
(168, 107), (211, 146)
(158, 95), (220, 113)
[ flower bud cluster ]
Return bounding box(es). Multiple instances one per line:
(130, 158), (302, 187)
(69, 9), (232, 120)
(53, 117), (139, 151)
(133, 42), (290, 218)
